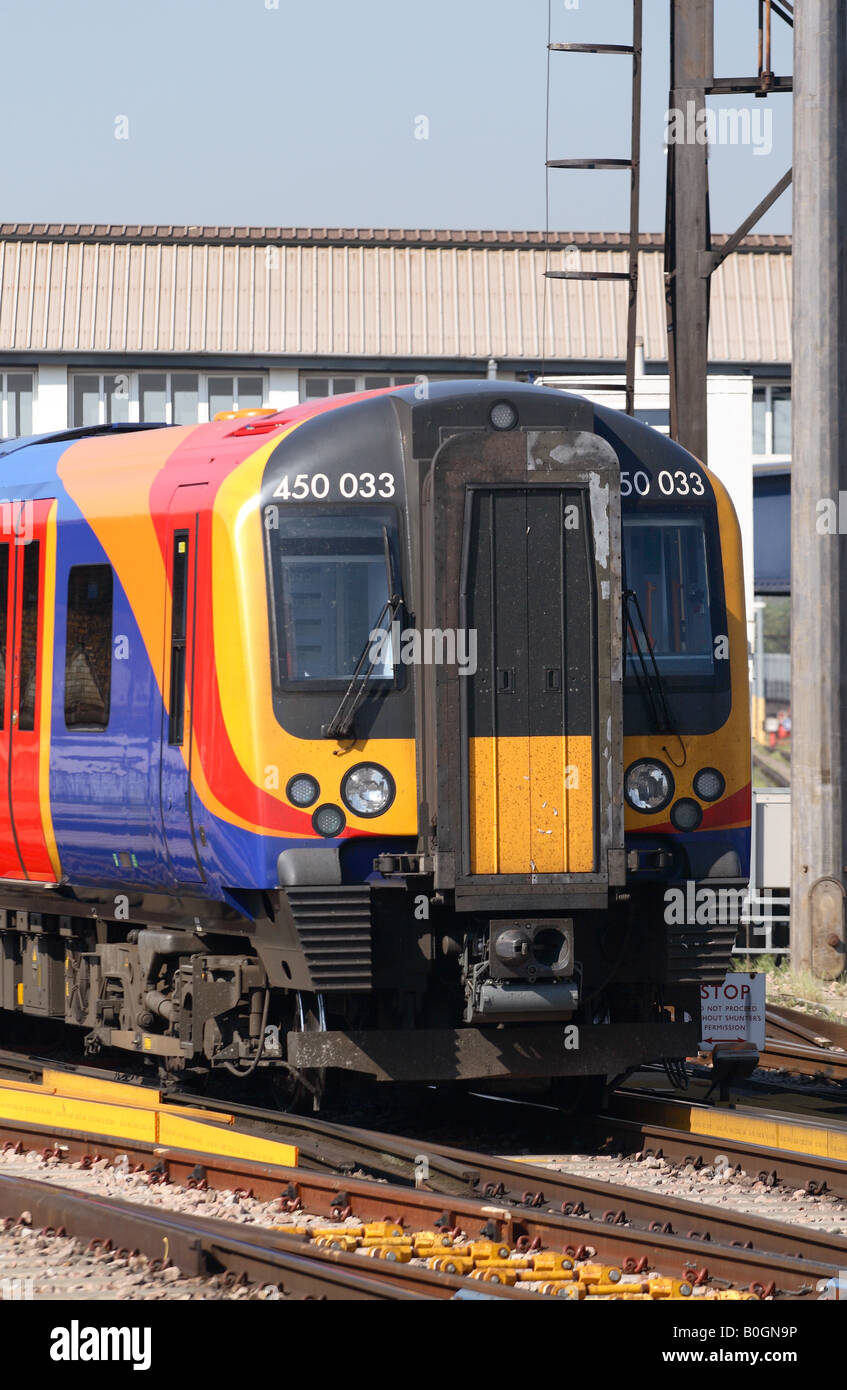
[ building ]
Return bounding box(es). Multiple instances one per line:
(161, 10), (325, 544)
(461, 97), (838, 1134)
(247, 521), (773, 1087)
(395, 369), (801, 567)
(0, 220), (794, 946)
(0, 221), (791, 625)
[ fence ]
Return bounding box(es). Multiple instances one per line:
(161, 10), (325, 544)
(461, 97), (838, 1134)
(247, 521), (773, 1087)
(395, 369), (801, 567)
(734, 786), (791, 957)
(761, 651), (790, 704)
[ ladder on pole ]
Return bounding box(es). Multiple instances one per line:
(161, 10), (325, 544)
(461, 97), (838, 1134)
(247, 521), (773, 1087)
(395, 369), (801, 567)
(545, 1), (643, 415)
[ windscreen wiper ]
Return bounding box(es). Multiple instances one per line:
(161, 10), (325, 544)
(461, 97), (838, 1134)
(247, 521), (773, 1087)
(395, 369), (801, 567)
(623, 587), (677, 735)
(324, 527), (403, 740)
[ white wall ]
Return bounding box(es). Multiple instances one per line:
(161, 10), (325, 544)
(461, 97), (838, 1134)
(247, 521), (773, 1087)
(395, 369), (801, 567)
(267, 368), (299, 411)
(34, 365), (69, 432)
(707, 375), (755, 645)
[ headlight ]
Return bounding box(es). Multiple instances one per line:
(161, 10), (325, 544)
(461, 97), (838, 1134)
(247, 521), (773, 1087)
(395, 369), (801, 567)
(341, 763), (395, 817)
(625, 759), (674, 813)
(693, 767), (725, 802)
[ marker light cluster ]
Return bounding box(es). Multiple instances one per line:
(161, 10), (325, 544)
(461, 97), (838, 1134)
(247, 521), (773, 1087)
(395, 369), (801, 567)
(489, 400), (519, 431)
(287, 774), (320, 808)
(693, 767), (725, 802)
(670, 798), (703, 832)
(313, 804), (346, 837)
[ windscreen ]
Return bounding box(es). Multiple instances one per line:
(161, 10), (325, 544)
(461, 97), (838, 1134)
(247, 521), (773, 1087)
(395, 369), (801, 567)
(623, 514), (714, 678)
(265, 507), (398, 687)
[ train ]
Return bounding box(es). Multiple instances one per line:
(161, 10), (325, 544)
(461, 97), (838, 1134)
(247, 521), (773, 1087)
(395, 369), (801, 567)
(0, 380), (750, 1107)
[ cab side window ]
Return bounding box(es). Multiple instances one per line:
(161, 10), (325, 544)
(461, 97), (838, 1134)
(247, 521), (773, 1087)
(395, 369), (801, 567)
(65, 565), (113, 730)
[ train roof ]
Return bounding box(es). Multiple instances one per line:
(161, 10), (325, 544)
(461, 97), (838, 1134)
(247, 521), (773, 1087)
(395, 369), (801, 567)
(0, 380), (703, 503)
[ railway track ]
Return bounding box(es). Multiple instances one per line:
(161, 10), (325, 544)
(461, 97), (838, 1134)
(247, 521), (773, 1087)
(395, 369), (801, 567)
(1, 1089), (845, 1297)
(766, 1005), (847, 1050)
(1, 1045), (847, 1298)
(158, 1089), (847, 1262)
(758, 1039), (847, 1083)
(0, 1172), (524, 1301)
(0, 1133), (839, 1298)
(759, 1005), (847, 1082)
(587, 1111), (847, 1199)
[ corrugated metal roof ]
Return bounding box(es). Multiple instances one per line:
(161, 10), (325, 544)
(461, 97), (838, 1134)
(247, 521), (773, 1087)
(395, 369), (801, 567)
(0, 226), (792, 364)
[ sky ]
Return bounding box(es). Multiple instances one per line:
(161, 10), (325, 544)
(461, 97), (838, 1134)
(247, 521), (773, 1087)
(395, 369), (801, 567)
(1, 0), (793, 233)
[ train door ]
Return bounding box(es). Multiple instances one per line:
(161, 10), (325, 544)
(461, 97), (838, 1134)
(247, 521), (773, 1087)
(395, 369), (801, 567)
(0, 499), (61, 882)
(463, 485), (597, 875)
(160, 484), (207, 884)
(425, 427), (623, 902)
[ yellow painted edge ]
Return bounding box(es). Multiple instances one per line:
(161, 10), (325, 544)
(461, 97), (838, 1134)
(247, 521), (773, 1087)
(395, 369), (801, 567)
(0, 1079), (297, 1165)
(618, 1094), (846, 1162)
(38, 499), (62, 879)
(157, 1113), (298, 1167)
(495, 1155), (565, 1165)
(691, 1108), (847, 1162)
(42, 1069), (163, 1108)
(0, 1087), (158, 1143)
(43, 1069), (229, 1122)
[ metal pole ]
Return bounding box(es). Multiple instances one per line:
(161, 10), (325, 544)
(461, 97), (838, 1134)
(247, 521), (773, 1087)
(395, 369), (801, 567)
(791, 0), (847, 977)
(625, 0), (643, 417)
(753, 600), (765, 746)
(665, 0), (713, 463)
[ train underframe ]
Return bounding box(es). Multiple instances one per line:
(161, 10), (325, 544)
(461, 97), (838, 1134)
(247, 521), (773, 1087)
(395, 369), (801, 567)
(0, 874), (736, 1104)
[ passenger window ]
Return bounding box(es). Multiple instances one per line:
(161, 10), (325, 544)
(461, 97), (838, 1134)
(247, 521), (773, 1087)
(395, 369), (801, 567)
(168, 532), (189, 745)
(64, 564), (113, 729)
(19, 541), (41, 732)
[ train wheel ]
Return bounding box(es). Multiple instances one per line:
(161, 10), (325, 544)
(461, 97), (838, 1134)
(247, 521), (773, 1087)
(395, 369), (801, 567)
(269, 991), (327, 1114)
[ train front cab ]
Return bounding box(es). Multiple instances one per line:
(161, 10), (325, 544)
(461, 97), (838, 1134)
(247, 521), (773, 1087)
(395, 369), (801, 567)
(270, 383), (747, 1089)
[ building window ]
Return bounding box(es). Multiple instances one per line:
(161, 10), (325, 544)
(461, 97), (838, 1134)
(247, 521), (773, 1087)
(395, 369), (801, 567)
(302, 376), (358, 400)
(299, 373), (419, 402)
(171, 374), (199, 426)
(139, 373), (168, 423)
(65, 565), (113, 730)
(106, 373), (131, 424)
(70, 372), (266, 427)
(753, 384), (791, 458)
(73, 375), (99, 428)
(208, 376), (264, 418)
(753, 473), (790, 595)
(1, 373), (34, 438)
(633, 408), (671, 434)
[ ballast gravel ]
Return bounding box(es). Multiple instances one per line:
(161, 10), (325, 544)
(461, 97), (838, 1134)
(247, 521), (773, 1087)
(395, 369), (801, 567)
(503, 1147), (847, 1234)
(0, 1221), (284, 1301)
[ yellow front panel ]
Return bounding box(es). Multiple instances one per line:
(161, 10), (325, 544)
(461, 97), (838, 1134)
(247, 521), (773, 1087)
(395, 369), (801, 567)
(469, 735), (593, 874)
